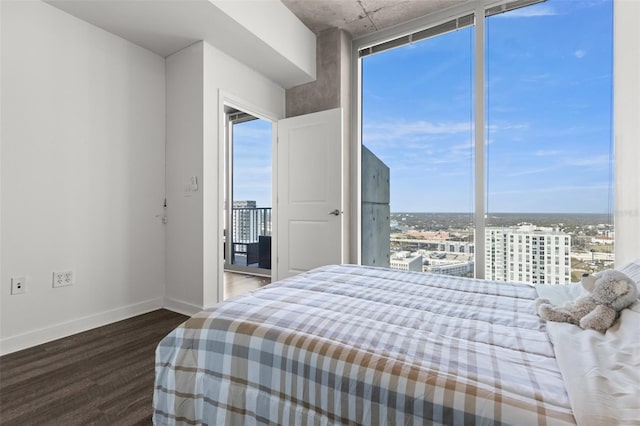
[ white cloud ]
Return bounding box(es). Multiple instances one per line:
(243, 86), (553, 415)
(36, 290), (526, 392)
(574, 49), (587, 59)
(364, 120), (529, 144)
(487, 123), (530, 133)
(364, 120), (471, 139)
(521, 73), (551, 83)
(493, 4), (557, 18)
(496, 153), (610, 178)
(564, 154), (611, 167)
(489, 183), (610, 196)
(535, 149), (562, 157)
(505, 166), (555, 177)
(362, 120), (472, 154)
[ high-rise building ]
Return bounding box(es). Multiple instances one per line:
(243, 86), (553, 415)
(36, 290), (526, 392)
(485, 223), (571, 285)
(233, 200), (257, 243)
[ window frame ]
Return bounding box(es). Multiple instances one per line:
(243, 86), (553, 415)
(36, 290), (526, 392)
(352, 0), (619, 278)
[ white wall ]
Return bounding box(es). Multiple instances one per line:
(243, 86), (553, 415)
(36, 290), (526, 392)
(164, 41), (284, 314)
(1, 1), (166, 354)
(202, 42), (286, 306)
(164, 43), (205, 314)
(211, 0), (316, 86)
(614, 0), (640, 267)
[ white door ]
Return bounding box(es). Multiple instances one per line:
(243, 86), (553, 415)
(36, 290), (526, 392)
(276, 108), (343, 279)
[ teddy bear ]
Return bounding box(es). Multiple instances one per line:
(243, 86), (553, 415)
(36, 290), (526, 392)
(535, 269), (638, 333)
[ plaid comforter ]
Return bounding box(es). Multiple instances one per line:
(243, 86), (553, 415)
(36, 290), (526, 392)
(153, 264), (576, 425)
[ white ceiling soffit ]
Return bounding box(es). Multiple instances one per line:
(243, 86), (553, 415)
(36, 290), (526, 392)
(44, 0), (316, 89)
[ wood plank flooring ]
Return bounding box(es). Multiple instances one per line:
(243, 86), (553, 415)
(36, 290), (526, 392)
(0, 309), (188, 425)
(224, 271), (271, 299)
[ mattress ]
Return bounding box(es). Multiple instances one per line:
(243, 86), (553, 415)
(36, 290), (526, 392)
(153, 264), (576, 425)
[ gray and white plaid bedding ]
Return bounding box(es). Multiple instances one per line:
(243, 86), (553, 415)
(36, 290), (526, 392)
(153, 264), (576, 425)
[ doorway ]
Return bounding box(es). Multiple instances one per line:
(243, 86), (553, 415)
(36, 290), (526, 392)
(223, 106), (273, 298)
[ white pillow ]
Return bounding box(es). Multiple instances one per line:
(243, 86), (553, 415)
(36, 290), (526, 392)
(619, 258), (640, 292)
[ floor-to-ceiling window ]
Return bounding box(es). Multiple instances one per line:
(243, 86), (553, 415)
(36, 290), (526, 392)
(361, 17), (475, 276)
(485, 0), (613, 284)
(359, 0), (613, 284)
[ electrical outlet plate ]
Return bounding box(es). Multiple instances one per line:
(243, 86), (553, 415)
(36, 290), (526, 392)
(11, 277), (26, 295)
(53, 270), (73, 288)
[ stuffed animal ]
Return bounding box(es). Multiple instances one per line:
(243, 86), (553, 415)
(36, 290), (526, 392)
(535, 269), (638, 333)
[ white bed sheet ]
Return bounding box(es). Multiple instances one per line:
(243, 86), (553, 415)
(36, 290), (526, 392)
(536, 283), (640, 425)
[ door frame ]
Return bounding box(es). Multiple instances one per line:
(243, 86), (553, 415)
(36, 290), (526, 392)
(217, 90), (279, 302)
(223, 108), (272, 277)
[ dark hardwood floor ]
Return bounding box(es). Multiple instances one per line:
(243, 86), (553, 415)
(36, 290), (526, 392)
(0, 309), (188, 425)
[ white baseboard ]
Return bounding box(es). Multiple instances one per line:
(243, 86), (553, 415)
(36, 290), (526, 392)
(163, 297), (202, 317)
(0, 298), (164, 356)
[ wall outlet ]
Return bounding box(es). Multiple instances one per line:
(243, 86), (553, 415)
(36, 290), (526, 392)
(11, 277), (26, 295)
(53, 270), (74, 288)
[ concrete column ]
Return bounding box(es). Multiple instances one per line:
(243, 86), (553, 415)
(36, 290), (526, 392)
(361, 147), (390, 268)
(286, 28), (350, 117)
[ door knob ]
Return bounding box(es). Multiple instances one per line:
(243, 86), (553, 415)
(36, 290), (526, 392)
(329, 209), (341, 216)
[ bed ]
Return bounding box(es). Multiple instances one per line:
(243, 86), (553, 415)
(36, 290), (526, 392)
(153, 263), (640, 425)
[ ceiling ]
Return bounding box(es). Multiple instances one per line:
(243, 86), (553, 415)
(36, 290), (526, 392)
(281, 0), (466, 37)
(45, 0), (317, 88)
(44, 0), (469, 88)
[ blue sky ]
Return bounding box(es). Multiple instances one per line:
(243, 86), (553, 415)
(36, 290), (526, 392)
(233, 119), (272, 208)
(363, 0), (613, 214)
